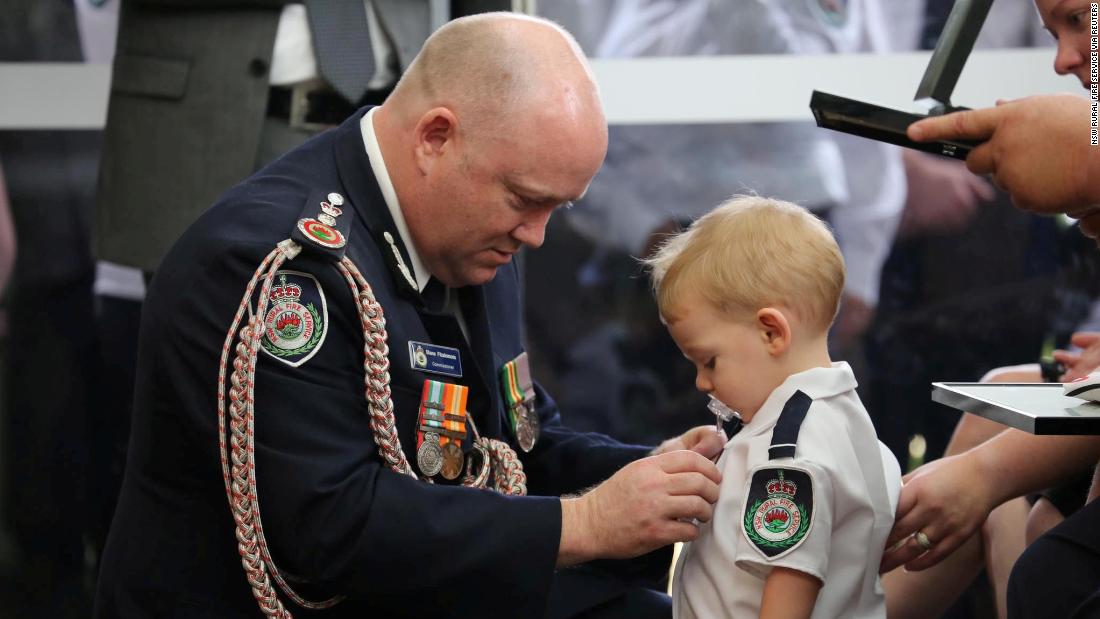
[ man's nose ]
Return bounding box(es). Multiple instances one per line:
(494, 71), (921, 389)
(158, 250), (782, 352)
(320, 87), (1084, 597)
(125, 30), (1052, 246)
(512, 207), (554, 249)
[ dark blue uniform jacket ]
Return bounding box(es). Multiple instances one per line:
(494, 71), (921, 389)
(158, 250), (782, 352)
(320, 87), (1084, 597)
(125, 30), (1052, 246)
(94, 108), (653, 617)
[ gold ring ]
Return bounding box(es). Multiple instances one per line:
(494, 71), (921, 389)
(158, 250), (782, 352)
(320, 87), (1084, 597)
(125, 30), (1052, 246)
(913, 530), (933, 551)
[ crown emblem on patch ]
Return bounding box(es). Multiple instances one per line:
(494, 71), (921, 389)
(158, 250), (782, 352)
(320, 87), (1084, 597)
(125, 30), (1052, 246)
(766, 471), (797, 498)
(271, 275), (303, 303)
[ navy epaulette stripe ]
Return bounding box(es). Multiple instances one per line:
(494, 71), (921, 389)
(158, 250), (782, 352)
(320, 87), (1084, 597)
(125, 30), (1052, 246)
(768, 390), (812, 460)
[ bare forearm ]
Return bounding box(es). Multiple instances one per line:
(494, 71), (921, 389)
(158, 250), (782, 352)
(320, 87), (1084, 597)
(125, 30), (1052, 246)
(972, 430), (1100, 507)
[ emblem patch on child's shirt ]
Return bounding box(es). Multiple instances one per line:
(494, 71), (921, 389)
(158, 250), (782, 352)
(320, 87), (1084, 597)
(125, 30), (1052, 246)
(742, 466), (815, 559)
(259, 271), (328, 367)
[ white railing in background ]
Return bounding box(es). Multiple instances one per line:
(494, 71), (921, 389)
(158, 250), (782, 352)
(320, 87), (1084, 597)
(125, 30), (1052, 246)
(0, 49), (1079, 130)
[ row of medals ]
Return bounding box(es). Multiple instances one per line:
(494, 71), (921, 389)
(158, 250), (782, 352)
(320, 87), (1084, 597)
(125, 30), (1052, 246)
(415, 400), (540, 480)
(417, 400), (466, 480)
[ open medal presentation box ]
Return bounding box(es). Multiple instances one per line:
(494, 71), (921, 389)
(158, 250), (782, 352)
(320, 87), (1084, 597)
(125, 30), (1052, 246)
(932, 383), (1100, 435)
(809, 0), (992, 160)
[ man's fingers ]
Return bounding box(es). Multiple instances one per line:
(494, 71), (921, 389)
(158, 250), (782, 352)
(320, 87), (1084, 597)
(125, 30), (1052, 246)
(688, 429), (727, 460)
(664, 519), (705, 545)
(654, 450), (722, 483)
(664, 495), (715, 524)
(964, 142), (996, 177)
(908, 107), (999, 143)
(667, 471), (722, 503)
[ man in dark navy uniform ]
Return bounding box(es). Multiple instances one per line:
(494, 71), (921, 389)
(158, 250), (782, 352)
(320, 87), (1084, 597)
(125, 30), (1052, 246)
(94, 13), (725, 618)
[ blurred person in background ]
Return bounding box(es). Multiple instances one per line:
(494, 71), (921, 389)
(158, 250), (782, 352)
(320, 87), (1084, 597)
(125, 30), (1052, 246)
(533, 0), (905, 446)
(0, 0), (106, 615)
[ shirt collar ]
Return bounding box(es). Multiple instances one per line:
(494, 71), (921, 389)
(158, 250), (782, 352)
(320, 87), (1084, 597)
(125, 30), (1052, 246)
(360, 107), (432, 292)
(735, 361), (858, 439)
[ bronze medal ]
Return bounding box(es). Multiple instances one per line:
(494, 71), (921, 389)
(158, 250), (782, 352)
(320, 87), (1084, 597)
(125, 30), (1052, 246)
(440, 442), (463, 480)
(417, 432), (443, 477)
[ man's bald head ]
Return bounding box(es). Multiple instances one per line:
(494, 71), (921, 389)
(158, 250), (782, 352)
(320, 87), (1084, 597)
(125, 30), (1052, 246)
(373, 13), (608, 288)
(386, 12), (604, 137)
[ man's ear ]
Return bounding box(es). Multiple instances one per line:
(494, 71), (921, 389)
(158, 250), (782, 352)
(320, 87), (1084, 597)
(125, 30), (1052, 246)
(413, 107), (458, 175)
(757, 308), (791, 356)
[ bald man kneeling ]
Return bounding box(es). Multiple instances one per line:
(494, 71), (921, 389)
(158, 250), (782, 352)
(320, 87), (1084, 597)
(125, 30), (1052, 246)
(94, 13), (724, 619)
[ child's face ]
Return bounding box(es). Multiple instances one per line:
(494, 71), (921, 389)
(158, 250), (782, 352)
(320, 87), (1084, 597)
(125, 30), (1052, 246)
(665, 295), (782, 424)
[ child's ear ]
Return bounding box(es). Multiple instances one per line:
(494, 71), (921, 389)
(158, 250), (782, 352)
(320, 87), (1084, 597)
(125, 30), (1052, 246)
(756, 308), (791, 356)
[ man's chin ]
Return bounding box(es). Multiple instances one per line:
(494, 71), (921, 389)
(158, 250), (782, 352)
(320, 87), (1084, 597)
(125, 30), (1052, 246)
(452, 265), (501, 288)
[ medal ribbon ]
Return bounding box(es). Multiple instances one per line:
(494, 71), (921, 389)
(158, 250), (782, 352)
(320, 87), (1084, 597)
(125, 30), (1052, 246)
(499, 353), (536, 433)
(418, 379), (468, 451)
(500, 359), (524, 433)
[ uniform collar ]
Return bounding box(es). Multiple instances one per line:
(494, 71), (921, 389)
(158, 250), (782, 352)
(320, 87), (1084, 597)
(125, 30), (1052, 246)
(360, 107), (431, 293)
(734, 361), (857, 439)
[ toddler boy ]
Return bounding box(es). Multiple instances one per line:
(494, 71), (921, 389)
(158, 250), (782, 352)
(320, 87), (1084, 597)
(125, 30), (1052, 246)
(646, 196), (901, 619)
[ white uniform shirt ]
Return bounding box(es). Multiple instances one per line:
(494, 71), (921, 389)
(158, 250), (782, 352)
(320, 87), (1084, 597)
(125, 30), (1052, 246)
(673, 362), (901, 619)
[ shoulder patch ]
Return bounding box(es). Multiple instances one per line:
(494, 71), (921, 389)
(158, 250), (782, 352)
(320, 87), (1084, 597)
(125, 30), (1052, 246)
(259, 270), (329, 367)
(742, 465), (815, 560)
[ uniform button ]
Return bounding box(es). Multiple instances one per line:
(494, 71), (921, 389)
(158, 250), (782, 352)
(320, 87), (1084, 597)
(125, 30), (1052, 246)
(248, 58), (268, 78)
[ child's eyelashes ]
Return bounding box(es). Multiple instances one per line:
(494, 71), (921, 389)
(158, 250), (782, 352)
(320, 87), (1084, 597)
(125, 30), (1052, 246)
(704, 357), (716, 370)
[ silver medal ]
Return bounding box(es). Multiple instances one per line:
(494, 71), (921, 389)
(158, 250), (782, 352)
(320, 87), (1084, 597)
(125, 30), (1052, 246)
(514, 404), (539, 452)
(417, 432), (443, 477)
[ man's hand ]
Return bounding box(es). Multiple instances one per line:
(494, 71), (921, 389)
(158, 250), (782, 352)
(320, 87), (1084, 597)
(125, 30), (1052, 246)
(907, 94), (1094, 215)
(1054, 332), (1100, 382)
(651, 424), (727, 460)
(558, 450), (721, 566)
(880, 453), (997, 573)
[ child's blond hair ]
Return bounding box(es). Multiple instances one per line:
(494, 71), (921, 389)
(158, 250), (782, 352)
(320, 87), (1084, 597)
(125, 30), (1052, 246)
(645, 196), (845, 331)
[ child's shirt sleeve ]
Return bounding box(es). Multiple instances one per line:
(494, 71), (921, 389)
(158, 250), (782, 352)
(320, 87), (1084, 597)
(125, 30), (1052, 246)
(732, 459), (833, 584)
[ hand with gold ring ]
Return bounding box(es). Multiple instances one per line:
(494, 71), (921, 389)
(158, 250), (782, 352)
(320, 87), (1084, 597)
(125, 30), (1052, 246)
(880, 452), (998, 574)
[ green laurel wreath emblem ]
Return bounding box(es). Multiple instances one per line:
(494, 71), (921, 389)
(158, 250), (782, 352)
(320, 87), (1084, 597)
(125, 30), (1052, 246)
(262, 302), (324, 358)
(743, 499), (810, 550)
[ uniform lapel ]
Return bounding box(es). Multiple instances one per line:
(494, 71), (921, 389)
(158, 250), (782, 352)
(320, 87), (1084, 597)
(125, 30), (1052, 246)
(333, 106), (422, 303)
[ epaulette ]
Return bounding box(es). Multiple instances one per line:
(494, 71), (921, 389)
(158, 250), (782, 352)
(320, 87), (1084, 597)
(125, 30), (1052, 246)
(742, 390), (816, 560)
(768, 390), (811, 460)
(291, 190), (353, 261)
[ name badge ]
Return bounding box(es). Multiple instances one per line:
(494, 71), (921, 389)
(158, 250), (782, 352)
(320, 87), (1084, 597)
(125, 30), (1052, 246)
(408, 341), (463, 378)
